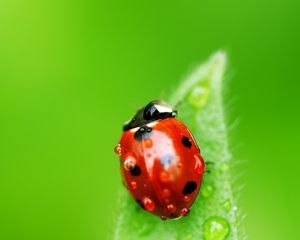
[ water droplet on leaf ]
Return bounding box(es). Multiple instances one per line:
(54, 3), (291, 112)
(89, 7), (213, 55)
(203, 216), (230, 240)
(201, 184), (215, 198)
(187, 84), (210, 108)
(130, 181), (137, 190)
(221, 199), (232, 212)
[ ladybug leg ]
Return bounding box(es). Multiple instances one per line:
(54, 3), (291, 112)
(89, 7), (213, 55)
(204, 161), (214, 174)
(121, 180), (128, 189)
(205, 161), (214, 165)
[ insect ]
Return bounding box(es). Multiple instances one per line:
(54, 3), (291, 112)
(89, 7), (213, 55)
(114, 100), (205, 220)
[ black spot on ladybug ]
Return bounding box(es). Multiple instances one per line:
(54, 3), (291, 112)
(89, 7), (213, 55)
(160, 155), (174, 167)
(130, 165), (141, 176)
(134, 126), (152, 141)
(182, 136), (192, 148)
(182, 181), (197, 195)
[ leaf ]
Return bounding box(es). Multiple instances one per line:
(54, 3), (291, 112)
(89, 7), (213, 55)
(112, 51), (241, 240)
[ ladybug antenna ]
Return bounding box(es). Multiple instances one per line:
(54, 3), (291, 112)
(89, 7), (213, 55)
(159, 90), (166, 100)
(174, 99), (183, 110)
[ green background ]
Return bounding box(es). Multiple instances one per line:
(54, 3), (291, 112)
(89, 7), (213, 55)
(0, 1), (299, 239)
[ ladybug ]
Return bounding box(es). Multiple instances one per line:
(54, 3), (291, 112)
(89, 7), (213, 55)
(114, 100), (205, 220)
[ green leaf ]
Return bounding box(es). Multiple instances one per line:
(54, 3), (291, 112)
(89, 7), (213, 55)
(112, 51), (241, 240)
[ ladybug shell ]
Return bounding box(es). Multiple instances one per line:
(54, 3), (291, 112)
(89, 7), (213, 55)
(117, 118), (205, 220)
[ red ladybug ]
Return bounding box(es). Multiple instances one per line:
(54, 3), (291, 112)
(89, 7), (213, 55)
(114, 100), (205, 220)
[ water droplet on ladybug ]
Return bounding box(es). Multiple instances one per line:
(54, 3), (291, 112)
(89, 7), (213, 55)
(144, 138), (153, 148)
(177, 162), (183, 168)
(142, 197), (155, 212)
(194, 154), (204, 174)
(114, 144), (122, 156)
(159, 171), (169, 182)
(203, 216), (230, 240)
(180, 207), (190, 217)
(123, 155), (136, 171)
(167, 204), (177, 213)
(183, 195), (190, 202)
(162, 188), (171, 198)
(130, 181), (137, 190)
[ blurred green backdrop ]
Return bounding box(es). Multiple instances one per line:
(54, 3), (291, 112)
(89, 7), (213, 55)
(0, 0), (299, 239)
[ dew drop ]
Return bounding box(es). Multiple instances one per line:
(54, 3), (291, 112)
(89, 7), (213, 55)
(184, 234), (194, 240)
(142, 197), (155, 212)
(221, 199), (232, 212)
(183, 195), (190, 202)
(167, 139), (172, 145)
(130, 181), (137, 190)
(162, 188), (171, 198)
(114, 144), (122, 156)
(221, 163), (229, 172)
(167, 204), (177, 213)
(180, 207), (190, 217)
(188, 85), (210, 109)
(144, 138), (153, 148)
(201, 184), (215, 198)
(194, 154), (204, 174)
(123, 155), (136, 171)
(203, 216), (230, 240)
(159, 171), (169, 182)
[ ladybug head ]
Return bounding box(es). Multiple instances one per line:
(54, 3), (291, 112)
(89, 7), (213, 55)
(123, 100), (177, 131)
